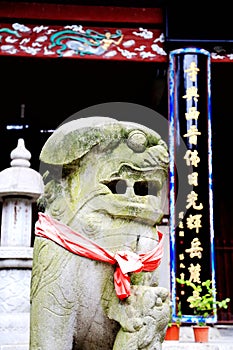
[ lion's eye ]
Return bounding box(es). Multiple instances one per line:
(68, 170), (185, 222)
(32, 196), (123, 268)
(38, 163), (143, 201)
(134, 181), (159, 196)
(104, 179), (127, 194)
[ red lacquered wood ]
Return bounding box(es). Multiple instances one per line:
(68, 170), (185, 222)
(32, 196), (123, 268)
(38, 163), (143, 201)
(0, 2), (163, 25)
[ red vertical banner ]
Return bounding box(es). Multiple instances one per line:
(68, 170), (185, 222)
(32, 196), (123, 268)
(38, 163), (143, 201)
(168, 48), (216, 323)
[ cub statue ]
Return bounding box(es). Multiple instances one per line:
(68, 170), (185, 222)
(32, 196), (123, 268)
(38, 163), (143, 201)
(30, 116), (170, 350)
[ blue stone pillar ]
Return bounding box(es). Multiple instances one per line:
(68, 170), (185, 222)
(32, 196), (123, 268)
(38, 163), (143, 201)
(168, 48), (215, 323)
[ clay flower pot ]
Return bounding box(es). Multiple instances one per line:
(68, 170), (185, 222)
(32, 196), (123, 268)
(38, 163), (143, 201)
(176, 277), (230, 344)
(192, 325), (209, 342)
(165, 323), (180, 340)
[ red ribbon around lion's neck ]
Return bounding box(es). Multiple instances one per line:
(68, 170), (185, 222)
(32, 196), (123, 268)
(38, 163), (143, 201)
(35, 212), (164, 300)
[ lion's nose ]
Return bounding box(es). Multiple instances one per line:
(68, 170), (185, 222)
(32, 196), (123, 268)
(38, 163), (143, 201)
(125, 185), (135, 198)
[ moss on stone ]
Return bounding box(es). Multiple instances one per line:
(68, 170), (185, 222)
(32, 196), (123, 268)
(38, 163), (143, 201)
(130, 272), (145, 285)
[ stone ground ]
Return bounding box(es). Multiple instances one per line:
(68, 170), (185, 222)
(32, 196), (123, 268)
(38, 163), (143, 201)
(1, 323), (232, 349)
(163, 325), (233, 350)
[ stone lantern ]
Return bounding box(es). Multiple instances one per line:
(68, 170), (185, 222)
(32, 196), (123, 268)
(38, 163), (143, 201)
(0, 138), (44, 349)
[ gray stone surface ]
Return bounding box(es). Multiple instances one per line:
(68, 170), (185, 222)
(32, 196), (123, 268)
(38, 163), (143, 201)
(0, 139), (44, 200)
(1, 347), (28, 350)
(0, 313), (30, 349)
(0, 139), (43, 350)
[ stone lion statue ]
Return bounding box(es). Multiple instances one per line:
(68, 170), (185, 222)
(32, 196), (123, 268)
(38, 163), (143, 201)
(29, 116), (170, 350)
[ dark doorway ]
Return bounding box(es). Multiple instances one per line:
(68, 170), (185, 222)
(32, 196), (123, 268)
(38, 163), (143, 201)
(211, 63), (233, 323)
(0, 55), (167, 171)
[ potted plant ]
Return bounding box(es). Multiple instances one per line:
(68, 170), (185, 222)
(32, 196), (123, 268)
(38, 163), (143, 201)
(176, 277), (230, 342)
(164, 300), (182, 341)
